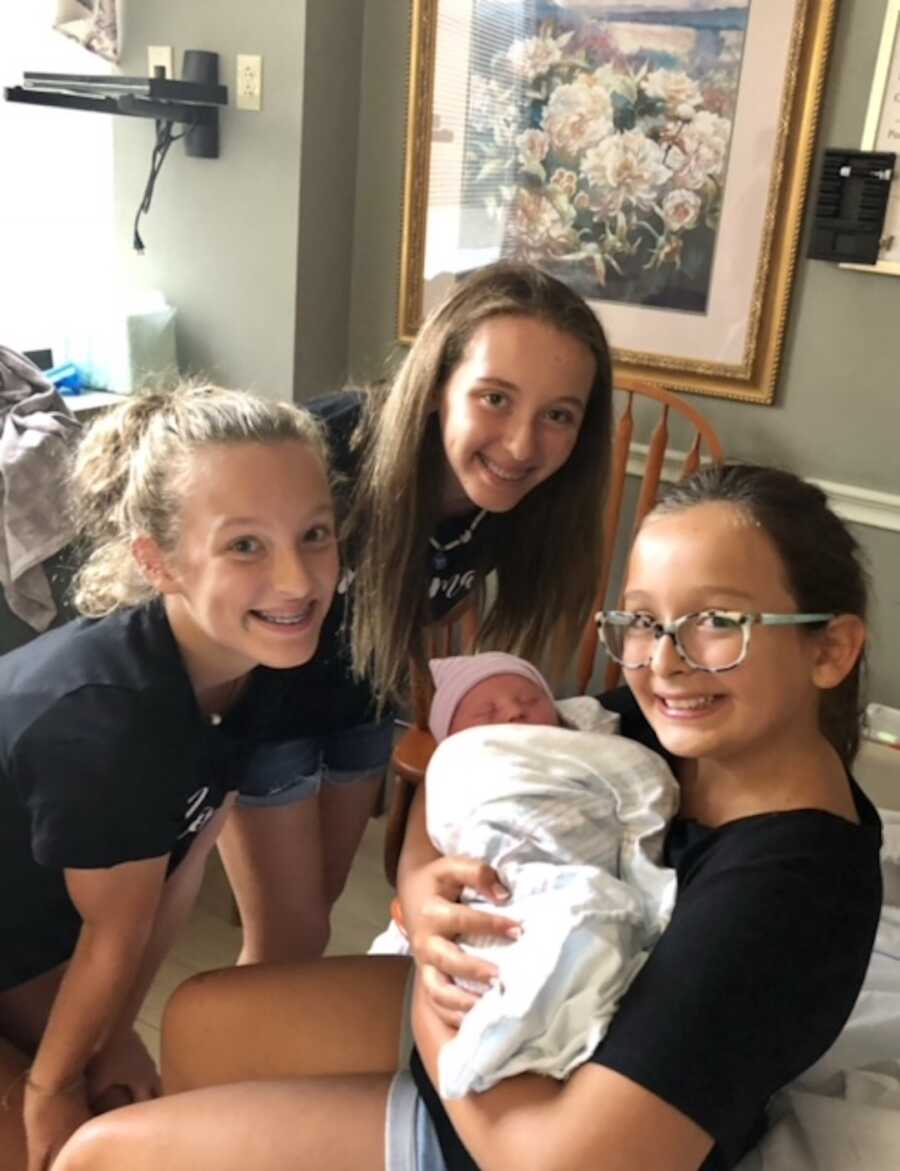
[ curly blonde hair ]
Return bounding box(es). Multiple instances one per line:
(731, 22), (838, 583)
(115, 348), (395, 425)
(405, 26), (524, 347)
(71, 382), (328, 617)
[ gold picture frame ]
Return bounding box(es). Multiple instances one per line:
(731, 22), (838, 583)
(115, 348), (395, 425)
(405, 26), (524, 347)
(398, 0), (837, 405)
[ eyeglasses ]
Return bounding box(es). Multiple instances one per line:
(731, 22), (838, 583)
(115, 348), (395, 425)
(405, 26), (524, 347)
(595, 609), (835, 673)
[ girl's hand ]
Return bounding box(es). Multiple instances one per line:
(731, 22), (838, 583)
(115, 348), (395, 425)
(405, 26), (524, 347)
(86, 1028), (161, 1112)
(23, 1079), (91, 1171)
(405, 854), (521, 1028)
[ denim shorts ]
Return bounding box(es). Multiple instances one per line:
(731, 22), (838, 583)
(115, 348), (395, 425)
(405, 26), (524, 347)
(236, 718), (394, 807)
(386, 1071), (448, 1171)
(385, 970), (448, 1171)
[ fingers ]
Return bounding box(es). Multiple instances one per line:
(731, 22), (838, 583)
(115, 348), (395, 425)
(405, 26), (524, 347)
(433, 857), (511, 904)
(415, 899), (521, 953)
(419, 964), (478, 1030)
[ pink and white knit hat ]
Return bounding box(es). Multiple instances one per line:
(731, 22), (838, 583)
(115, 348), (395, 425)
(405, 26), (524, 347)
(428, 652), (554, 742)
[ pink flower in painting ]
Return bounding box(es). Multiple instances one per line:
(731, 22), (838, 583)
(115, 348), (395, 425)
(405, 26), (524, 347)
(668, 110), (732, 189)
(542, 74), (614, 157)
(505, 189), (578, 260)
(549, 167), (578, 198)
(581, 130), (672, 217)
(661, 189), (702, 232)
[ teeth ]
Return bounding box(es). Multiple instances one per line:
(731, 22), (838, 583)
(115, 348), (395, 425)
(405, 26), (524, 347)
(662, 696), (717, 711)
(254, 605), (312, 626)
(481, 456), (529, 482)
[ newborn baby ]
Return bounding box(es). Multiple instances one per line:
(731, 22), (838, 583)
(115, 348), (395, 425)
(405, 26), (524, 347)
(373, 652), (678, 1100)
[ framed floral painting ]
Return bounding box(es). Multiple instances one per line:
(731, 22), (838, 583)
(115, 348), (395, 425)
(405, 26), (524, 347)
(398, 0), (837, 404)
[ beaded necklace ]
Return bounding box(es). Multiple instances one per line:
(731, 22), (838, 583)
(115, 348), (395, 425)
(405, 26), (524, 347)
(428, 509), (487, 571)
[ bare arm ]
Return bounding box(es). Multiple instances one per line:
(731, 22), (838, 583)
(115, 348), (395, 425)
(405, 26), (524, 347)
(412, 981), (713, 1171)
(102, 797), (235, 1050)
(23, 854), (167, 1170)
(30, 856), (166, 1091)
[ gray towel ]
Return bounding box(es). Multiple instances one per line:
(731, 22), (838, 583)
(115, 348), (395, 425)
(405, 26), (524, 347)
(0, 347), (82, 631)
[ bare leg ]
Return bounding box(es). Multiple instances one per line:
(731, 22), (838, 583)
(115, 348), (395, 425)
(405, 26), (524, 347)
(54, 1074), (392, 1171)
(218, 775), (385, 965)
(0, 1036), (29, 1170)
(320, 773), (384, 903)
(217, 798), (331, 963)
(161, 955), (410, 1092)
(0, 968), (67, 1171)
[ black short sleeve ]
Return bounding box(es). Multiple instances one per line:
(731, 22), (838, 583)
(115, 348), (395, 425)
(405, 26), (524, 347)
(591, 809), (882, 1168)
(13, 686), (195, 869)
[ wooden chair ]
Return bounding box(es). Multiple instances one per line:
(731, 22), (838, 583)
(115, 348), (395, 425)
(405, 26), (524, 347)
(383, 378), (723, 884)
(576, 375), (724, 693)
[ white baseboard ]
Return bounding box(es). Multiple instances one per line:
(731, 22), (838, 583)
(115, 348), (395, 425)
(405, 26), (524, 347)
(627, 446), (900, 535)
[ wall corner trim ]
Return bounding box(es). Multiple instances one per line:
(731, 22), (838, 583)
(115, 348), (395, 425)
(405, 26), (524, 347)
(627, 446), (900, 534)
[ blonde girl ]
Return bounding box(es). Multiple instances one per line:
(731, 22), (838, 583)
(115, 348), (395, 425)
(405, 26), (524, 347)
(219, 260), (615, 964)
(0, 385), (339, 1171)
(55, 464), (881, 1171)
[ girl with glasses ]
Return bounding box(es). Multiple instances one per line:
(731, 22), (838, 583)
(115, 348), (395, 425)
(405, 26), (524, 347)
(54, 463), (882, 1171)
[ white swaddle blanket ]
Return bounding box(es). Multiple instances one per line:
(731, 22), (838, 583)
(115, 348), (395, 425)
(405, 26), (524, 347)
(425, 719), (678, 1098)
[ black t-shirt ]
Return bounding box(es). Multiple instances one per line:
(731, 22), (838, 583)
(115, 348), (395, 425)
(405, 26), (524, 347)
(257, 390), (499, 730)
(0, 602), (265, 989)
(411, 687), (883, 1171)
(312, 389), (498, 620)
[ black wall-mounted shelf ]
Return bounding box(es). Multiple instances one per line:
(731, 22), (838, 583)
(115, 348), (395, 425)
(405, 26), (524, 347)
(3, 58), (228, 158)
(4, 72), (226, 125)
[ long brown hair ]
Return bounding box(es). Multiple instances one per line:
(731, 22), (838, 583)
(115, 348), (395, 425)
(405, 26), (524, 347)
(346, 261), (613, 706)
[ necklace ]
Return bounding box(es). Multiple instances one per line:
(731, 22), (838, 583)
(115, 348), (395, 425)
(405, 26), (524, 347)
(429, 509), (487, 571)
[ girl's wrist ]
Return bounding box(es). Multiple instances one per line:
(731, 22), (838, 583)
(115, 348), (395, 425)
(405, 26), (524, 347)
(1, 1066), (86, 1111)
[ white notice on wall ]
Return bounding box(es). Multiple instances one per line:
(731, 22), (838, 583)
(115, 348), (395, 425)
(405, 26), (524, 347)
(868, 6), (900, 265)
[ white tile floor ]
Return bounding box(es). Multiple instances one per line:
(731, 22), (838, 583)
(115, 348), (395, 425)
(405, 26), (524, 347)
(135, 815), (393, 1062)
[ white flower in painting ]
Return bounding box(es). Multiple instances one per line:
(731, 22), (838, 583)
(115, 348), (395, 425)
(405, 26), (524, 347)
(469, 75), (518, 144)
(505, 188), (578, 260)
(643, 69), (702, 115)
(581, 130), (672, 217)
(661, 189), (702, 232)
(668, 110), (731, 189)
(542, 74), (614, 157)
(507, 30), (573, 82)
(516, 128), (550, 170)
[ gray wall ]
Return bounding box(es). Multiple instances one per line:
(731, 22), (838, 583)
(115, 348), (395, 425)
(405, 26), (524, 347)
(347, 0), (900, 708)
(112, 0), (363, 403)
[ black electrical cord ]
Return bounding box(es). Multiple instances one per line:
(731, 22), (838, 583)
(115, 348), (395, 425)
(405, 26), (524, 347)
(132, 115), (198, 254)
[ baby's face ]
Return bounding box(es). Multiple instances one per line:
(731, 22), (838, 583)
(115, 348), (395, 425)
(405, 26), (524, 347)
(449, 673), (559, 735)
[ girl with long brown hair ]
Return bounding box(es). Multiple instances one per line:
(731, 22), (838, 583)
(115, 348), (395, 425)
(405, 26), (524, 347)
(218, 260), (615, 964)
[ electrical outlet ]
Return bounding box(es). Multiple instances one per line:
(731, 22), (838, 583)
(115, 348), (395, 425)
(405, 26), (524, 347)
(236, 53), (263, 111)
(147, 45), (174, 79)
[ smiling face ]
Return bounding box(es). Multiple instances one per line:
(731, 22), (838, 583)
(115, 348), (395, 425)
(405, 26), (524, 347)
(448, 673), (559, 736)
(437, 314), (596, 515)
(621, 502), (829, 770)
(150, 440), (339, 685)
